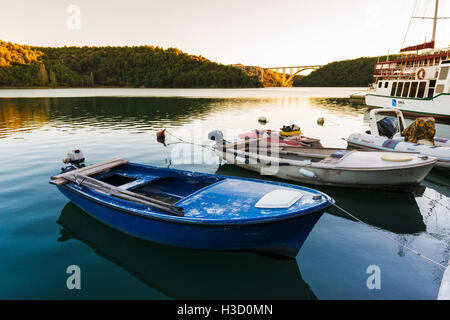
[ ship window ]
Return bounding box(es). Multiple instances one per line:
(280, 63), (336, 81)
(428, 88), (434, 98)
(417, 82), (426, 98)
(429, 79), (436, 88)
(384, 82), (389, 88)
(402, 82), (410, 97)
(409, 82), (418, 97)
(435, 84), (445, 94)
(391, 82), (397, 96)
(438, 67), (449, 80)
(378, 81), (383, 88)
(396, 82), (404, 96)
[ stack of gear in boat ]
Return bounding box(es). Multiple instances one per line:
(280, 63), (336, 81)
(241, 129), (322, 148)
(401, 118), (436, 146)
(374, 116), (436, 146)
(280, 124), (301, 137)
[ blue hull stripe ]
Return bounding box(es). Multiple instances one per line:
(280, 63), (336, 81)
(382, 139), (402, 149)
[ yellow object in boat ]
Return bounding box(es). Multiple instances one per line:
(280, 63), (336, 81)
(381, 154), (413, 162)
(280, 124), (301, 136)
(280, 129), (301, 136)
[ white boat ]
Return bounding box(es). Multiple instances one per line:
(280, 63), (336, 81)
(366, 0), (450, 121)
(209, 135), (437, 192)
(347, 108), (450, 169)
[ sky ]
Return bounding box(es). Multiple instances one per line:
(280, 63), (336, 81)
(1, 0), (450, 67)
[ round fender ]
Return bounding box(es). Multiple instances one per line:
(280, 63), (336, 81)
(299, 168), (317, 178)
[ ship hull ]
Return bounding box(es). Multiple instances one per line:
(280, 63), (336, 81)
(365, 93), (450, 122)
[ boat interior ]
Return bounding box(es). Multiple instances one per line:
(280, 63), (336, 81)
(51, 159), (230, 216)
(95, 170), (221, 205)
(222, 141), (350, 164)
(269, 148), (349, 164)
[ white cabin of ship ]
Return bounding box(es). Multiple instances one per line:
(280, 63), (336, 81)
(374, 50), (450, 99)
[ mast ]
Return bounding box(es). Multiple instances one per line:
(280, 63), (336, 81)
(400, 0), (448, 52)
(431, 0), (439, 47)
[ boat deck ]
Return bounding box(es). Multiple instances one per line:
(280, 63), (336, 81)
(175, 178), (328, 220)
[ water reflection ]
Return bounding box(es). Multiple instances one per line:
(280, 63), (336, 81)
(0, 99), (51, 138)
(1, 97), (310, 138)
(309, 97), (366, 110)
(423, 170), (450, 197)
(0, 97), (229, 137)
(325, 189), (426, 235)
(57, 202), (316, 299)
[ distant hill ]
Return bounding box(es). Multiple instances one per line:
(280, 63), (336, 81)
(293, 56), (394, 87)
(0, 41), (261, 88)
(231, 64), (291, 87)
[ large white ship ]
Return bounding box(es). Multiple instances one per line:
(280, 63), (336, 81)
(366, 0), (450, 121)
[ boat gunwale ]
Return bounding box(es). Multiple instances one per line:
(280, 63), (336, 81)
(282, 174), (422, 191)
(218, 147), (438, 171)
(58, 168), (334, 226)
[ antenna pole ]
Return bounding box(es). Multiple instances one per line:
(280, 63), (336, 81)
(432, 0), (439, 47)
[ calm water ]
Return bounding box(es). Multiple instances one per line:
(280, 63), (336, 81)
(0, 88), (449, 299)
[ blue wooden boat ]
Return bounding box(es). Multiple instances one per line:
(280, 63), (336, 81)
(50, 155), (334, 258)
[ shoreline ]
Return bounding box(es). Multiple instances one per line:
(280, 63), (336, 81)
(0, 87), (367, 99)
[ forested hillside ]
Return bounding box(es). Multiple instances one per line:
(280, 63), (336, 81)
(0, 41), (261, 88)
(0, 40), (400, 88)
(293, 56), (394, 87)
(0, 41), (43, 67)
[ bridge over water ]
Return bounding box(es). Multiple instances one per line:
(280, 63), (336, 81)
(261, 65), (323, 87)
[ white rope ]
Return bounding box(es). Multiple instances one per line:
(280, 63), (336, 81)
(401, 0), (419, 50)
(421, 194), (450, 211)
(163, 130), (215, 151)
(333, 203), (447, 270)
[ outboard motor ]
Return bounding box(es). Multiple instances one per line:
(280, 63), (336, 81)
(208, 130), (224, 142)
(376, 117), (397, 139)
(61, 149), (85, 172)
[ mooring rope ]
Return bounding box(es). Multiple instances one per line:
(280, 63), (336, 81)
(400, 0), (419, 50)
(163, 130), (215, 151)
(333, 203), (447, 270)
(421, 194), (450, 211)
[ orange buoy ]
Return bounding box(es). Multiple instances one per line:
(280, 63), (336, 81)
(156, 129), (166, 146)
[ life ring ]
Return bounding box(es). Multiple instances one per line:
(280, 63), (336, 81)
(417, 68), (426, 80)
